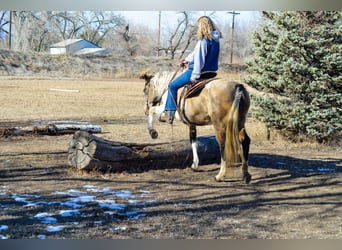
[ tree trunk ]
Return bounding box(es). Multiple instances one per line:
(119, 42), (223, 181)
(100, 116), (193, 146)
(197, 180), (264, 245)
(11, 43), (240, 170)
(0, 123), (101, 137)
(68, 131), (221, 173)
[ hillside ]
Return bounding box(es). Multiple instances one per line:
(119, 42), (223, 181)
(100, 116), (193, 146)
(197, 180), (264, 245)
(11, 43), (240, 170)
(0, 49), (246, 79)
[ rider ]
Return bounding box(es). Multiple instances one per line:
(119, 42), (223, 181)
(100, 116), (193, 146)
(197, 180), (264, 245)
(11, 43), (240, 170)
(158, 15), (222, 124)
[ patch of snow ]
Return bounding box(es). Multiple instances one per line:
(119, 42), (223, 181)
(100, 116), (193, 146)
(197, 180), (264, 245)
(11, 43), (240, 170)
(37, 234), (47, 239)
(94, 221), (102, 225)
(59, 210), (81, 217)
(59, 201), (85, 209)
(97, 199), (126, 210)
(65, 222), (79, 225)
(40, 217), (58, 224)
(130, 213), (147, 220)
(122, 211), (147, 219)
(69, 195), (96, 203)
(34, 213), (58, 224)
(317, 167), (336, 173)
(24, 201), (48, 207)
(45, 225), (65, 233)
(2, 185), (155, 238)
(109, 226), (127, 232)
(0, 186), (7, 196)
(66, 189), (88, 196)
(115, 190), (133, 199)
(11, 195), (27, 203)
(34, 212), (52, 218)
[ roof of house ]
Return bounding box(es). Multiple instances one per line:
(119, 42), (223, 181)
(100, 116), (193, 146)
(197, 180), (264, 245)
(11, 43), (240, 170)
(49, 39), (100, 48)
(75, 48), (109, 55)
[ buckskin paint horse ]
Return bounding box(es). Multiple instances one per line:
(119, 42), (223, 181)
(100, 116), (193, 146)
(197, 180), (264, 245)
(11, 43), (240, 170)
(141, 71), (252, 183)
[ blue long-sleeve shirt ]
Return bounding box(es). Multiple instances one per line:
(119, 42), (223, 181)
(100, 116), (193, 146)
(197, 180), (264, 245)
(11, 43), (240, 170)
(187, 30), (220, 81)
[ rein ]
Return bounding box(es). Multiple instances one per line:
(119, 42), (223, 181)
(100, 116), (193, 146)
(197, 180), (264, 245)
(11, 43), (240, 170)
(160, 65), (184, 104)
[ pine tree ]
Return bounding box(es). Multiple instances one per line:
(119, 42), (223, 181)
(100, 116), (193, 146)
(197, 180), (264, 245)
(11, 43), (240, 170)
(244, 11), (342, 143)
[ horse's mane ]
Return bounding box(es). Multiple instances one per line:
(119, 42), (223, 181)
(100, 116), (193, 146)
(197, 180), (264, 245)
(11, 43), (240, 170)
(151, 71), (178, 95)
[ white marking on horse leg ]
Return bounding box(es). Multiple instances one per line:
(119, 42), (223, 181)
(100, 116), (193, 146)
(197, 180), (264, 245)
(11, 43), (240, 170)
(215, 158), (226, 182)
(147, 107), (158, 139)
(191, 141), (199, 170)
(147, 112), (154, 131)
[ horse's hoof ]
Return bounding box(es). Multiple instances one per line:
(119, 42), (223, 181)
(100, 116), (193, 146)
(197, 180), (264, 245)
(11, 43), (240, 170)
(214, 176), (224, 182)
(243, 173), (252, 184)
(149, 129), (158, 139)
(191, 164), (199, 172)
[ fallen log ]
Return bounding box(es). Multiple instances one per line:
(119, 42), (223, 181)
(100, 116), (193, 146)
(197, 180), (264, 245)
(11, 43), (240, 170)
(0, 121), (101, 137)
(68, 131), (221, 173)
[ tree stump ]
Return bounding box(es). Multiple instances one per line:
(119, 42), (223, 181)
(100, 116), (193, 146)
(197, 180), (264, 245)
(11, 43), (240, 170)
(68, 131), (221, 173)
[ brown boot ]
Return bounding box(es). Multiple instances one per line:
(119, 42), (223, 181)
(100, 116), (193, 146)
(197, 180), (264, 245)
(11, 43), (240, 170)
(158, 111), (174, 124)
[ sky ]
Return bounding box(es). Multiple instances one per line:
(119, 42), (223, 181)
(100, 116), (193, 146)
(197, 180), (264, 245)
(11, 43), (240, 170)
(118, 11), (261, 30)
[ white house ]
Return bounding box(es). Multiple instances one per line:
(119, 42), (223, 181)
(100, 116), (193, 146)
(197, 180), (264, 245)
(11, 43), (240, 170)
(49, 39), (107, 55)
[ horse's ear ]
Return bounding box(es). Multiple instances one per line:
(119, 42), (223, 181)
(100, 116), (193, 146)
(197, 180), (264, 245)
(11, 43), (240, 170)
(140, 73), (154, 82)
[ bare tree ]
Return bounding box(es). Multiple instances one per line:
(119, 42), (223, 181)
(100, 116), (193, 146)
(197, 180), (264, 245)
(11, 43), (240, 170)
(78, 11), (125, 45)
(1, 11), (126, 52)
(109, 22), (140, 56)
(27, 12), (54, 52)
(0, 11), (9, 38)
(0, 11), (10, 48)
(10, 11), (32, 51)
(163, 11), (197, 59)
(49, 11), (85, 40)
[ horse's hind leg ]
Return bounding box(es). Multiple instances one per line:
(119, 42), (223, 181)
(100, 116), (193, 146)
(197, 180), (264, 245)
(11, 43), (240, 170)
(215, 158), (227, 182)
(239, 128), (251, 184)
(213, 125), (227, 182)
(189, 125), (199, 171)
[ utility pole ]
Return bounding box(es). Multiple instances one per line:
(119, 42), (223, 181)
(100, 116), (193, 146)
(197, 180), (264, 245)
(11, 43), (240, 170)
(156, 11), (161, 57)
(227, 11), (240, 64)
(8, 11), (12, 49)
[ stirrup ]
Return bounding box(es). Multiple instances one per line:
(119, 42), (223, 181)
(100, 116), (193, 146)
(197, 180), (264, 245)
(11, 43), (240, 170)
(158, 111), (174, 124)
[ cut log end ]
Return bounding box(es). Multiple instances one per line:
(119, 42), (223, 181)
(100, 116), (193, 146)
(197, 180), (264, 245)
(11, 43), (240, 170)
(68, 131), (96, 169)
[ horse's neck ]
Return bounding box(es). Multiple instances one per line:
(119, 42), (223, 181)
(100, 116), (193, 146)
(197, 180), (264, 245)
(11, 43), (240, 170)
(152, 71), (176, 95)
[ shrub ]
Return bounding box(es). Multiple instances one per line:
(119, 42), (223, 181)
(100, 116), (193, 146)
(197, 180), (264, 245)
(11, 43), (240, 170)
(244, 11), (342, 143)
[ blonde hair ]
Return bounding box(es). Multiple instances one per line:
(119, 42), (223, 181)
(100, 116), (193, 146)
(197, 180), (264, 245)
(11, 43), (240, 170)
(197, 16), (222, 40)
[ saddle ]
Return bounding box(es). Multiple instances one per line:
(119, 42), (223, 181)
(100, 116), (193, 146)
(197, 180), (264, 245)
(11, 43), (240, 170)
(178, 73), (218, 125)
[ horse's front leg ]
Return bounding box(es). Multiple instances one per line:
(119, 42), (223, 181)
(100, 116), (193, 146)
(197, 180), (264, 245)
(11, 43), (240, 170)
(147, 105), (163, 139)
(189, 125), (199, 171)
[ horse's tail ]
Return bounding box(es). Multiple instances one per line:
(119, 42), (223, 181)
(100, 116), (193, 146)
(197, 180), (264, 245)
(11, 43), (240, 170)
(224, 84), (245, 168)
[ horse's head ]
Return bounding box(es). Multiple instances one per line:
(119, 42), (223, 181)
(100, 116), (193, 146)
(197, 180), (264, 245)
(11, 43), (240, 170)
(140, 73), (156, 115)
(140, 71), (174, 115)
(140, 73), (154, 98)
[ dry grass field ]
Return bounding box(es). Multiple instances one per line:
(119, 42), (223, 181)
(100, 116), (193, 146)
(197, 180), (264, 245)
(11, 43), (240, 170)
(0, 77), (341, 239)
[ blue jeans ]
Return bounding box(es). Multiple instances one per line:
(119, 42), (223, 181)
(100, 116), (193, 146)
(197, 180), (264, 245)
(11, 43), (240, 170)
(165, 69), (192, 111)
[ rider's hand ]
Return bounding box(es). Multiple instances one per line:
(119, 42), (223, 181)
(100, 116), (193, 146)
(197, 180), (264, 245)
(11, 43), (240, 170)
(189, 79), (199, 87)
(179, 59), (188, 68)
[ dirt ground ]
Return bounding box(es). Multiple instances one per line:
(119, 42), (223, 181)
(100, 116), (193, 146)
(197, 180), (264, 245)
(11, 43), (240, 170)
(0, 78), (341, 239)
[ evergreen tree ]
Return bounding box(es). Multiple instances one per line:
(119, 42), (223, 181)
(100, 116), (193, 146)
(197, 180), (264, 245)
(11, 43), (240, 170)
(244, 11), (342, 143)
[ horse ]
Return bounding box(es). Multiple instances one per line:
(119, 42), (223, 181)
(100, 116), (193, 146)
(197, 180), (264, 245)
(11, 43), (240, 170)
(140, 71), (252, 183)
